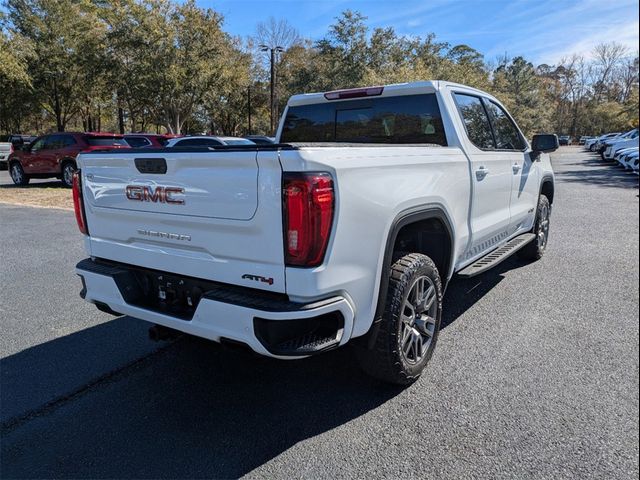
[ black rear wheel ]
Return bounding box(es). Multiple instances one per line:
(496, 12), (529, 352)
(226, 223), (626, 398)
(356, 253), (442, 385)
(518, 195), (551, 261)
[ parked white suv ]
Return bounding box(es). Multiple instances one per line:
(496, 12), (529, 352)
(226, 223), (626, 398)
(603, 130), (639, 161)
(74, 81), (557, 384)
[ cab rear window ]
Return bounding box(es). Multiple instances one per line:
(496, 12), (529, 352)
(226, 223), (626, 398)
(281, 94), (447, 145)
(84, 136), (128, 147)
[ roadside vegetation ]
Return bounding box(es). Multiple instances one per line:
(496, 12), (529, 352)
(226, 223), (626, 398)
(1, 0), (638, 137)
(0, 181), (73, 209)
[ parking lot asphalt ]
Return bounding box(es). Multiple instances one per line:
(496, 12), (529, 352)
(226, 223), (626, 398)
(1, 147), (638, 479)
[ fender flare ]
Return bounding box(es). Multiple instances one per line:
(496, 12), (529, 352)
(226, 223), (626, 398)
(361, 205), (455, 349)
(539, 174), (555, 204)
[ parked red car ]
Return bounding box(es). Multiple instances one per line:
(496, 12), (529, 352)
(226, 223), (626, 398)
(8, 132), (129, 187)
(124, 133), (179, 148)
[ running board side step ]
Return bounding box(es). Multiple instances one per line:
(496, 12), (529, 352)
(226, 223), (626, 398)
(457, 233), (536, 278)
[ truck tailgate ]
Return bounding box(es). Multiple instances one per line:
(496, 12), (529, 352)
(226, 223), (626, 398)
(77, 149), (286, 292)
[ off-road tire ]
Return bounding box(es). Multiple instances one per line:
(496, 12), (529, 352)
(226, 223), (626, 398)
(9, 162), (30, 186)
(356, 253), (443, 385)
(518, 195), (551, 261)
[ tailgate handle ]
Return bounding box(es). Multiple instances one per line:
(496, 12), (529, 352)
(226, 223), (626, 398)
(135, 158), (167, 174)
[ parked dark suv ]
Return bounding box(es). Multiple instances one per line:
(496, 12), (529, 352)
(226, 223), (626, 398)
(8, 132), (129, 187)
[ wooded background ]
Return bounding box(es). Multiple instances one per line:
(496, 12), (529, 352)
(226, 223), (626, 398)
(1, 0), (638, 137)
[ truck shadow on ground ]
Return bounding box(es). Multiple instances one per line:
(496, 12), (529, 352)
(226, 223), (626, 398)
(555, 154), (639, 189)
(1, 257), (524, 479)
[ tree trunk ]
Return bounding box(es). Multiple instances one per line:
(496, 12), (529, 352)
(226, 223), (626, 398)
(56, 111), (64, 132)
(118, 107), (125, 134)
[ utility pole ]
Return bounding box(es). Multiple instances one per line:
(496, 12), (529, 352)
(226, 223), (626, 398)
(260, 44), (284, 134)
(247, 85), (252, 135)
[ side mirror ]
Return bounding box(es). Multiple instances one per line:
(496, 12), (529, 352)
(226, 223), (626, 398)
(531, 134), (559, 153)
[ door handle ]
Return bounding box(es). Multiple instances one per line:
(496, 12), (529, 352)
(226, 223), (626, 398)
(475, 166), (489, 180)
(512, 163), (521, 173)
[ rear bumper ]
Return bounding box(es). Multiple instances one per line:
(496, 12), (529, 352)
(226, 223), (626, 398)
(76, 258), (354, 359)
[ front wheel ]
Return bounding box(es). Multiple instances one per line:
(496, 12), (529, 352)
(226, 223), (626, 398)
(356, 253), (443, 385)
(9, 162), (30, 186)
(518, 195), (551, 261)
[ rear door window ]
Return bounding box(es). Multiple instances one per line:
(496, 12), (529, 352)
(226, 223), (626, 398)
(453, 93), (495, 149)
(61, 135), (77, 147)
(281, 94), (447, 145)
(44, 135), (64, 150)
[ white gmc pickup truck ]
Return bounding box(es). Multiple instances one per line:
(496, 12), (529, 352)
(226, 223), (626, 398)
(74, 81), (558, 384)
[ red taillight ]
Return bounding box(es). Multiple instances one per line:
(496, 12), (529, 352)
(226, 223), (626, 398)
(72, 170), (88, 235)
(283, 172), (334, 267)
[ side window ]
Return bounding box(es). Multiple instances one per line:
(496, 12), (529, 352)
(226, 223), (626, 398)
(62, 135), (77, 147)
(44, 135), (65, 150)
(453, 93), (495, 149)
(126, 136), (151, 148)
(484, 101), (526, 151)
(177, 138), (222, 147)
(30, 137), (46, 151)
(43, 135), (63, 150)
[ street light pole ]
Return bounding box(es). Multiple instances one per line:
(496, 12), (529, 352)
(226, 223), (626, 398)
(269, 48), (275, 133)
(260, 44), (284, 135)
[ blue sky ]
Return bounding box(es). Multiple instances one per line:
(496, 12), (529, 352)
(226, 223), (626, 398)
(201, 0), (639, 65)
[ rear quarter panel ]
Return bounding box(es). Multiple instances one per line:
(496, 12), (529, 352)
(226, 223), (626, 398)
(279, 145), (471, 337)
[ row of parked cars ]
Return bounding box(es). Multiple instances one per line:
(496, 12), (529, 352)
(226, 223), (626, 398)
(582, 129), (639, 174)
(0, 132), (276, 186)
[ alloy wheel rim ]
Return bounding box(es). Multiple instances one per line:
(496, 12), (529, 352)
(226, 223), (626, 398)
(63, 165), (74, 185)
(538, 204), (550, 250)
(399, 275), (438, 365)
(11, 165), (22, 183)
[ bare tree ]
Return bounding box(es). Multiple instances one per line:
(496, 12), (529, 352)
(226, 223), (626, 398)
(592, 42), (628, 101)
(618, 54), (639, 102)
(255, 17), (300, 51)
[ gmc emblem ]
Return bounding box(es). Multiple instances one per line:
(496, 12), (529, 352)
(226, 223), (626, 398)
(125, 185), (185, 204)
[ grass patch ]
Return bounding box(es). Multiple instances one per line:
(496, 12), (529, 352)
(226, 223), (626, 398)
(0, 184), (74, 211)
